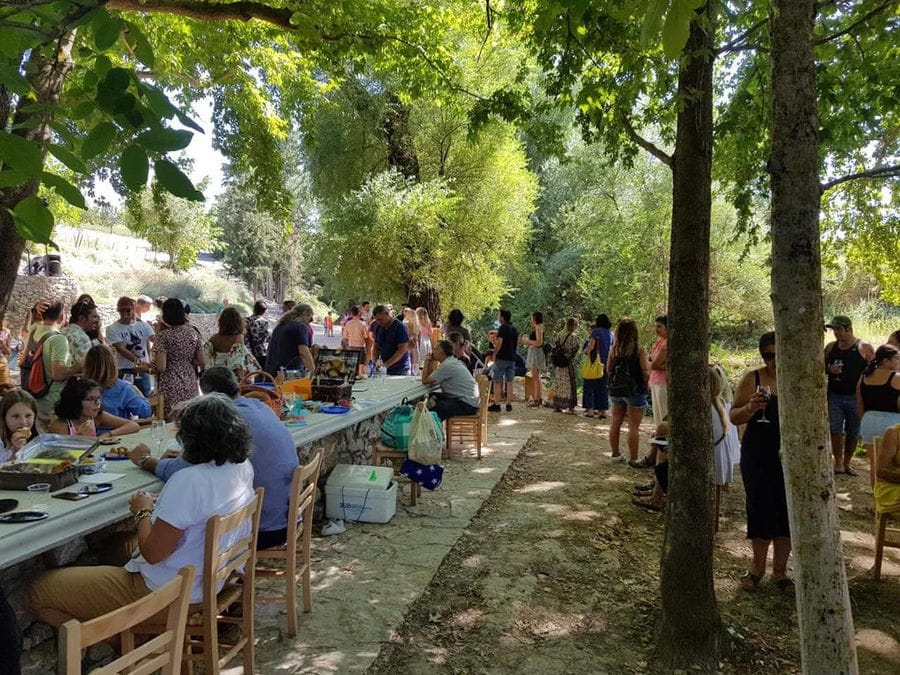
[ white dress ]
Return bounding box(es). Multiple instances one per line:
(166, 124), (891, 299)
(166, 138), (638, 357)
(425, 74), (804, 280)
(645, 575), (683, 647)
(712, 402), (741, 485)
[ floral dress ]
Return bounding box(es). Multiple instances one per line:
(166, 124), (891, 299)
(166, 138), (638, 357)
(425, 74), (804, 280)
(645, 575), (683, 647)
(153, 325), (203, 419)
(552, 331), (581, 411)
(203, 339), (259, 379)
(244, 315), (270, 364)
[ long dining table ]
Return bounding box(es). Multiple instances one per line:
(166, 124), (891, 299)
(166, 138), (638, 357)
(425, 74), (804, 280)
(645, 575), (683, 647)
(0, 376), (429, 571)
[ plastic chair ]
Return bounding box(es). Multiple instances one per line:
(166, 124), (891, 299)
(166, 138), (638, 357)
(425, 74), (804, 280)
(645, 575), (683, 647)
(256, 451), (323, 636)
(59, 566), (195, 675)
(445, 375), (490, 459)
(873, 435), (900, 580)
(372, 443), (421, 505)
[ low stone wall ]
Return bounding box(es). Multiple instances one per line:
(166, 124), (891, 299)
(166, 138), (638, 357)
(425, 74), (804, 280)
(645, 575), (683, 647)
(5, 275), (80, 335)
(4, 404), (398, 674)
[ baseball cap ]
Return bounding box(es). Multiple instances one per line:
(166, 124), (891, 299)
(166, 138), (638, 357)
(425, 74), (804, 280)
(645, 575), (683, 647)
(116, 296), (135, 310)
(825, 315), (852, 329)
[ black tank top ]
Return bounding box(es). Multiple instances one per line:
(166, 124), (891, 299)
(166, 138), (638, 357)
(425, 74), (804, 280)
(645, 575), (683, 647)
(860, 372), (899, 413)
(826, 340), (867, 395)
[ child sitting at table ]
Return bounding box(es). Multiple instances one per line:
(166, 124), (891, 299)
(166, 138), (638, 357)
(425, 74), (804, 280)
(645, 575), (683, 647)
(47, 377), (140, 439)
(0, 388), (39, 463)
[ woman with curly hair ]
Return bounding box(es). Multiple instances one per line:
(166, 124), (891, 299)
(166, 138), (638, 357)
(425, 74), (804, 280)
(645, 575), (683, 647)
(48, 377), (140, 439)
(203, 306), (260, 380)
(30, 394), (257, 627)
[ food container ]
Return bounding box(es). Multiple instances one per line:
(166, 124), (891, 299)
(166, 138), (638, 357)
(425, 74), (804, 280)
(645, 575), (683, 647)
(0, 463), (77, 491)
(311, 349), (360, 403)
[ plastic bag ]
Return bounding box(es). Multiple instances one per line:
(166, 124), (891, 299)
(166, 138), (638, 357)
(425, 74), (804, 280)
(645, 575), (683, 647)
(381, 398), (414, 449)
(408, 401), (445, 465)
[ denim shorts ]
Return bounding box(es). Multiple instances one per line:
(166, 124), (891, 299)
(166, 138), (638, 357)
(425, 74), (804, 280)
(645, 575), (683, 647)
(828, 392), (861, 436)
(610, 392), (647, 409)
(492, 359), (516, 383)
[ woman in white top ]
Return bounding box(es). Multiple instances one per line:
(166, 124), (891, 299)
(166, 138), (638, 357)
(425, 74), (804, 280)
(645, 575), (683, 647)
(710, 364), (740, 487)
(29, 394), (256, 626)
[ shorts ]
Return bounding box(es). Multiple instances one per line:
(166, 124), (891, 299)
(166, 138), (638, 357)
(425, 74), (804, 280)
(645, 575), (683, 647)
(610, 392), (647, 409)
(860, 411), (900, 445)
(828, 392), (861, 436)
(492, 359), (516, 383)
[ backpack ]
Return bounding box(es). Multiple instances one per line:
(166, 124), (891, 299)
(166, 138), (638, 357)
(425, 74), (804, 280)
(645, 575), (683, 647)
(21, 331), (54, 398)
(608, 357), (638, 397)
(550, 342), (571, 369)
(381, 398), (415, 449)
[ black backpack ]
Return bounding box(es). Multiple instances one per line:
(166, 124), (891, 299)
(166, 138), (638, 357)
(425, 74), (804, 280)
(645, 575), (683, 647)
(608, 358), (638, 397)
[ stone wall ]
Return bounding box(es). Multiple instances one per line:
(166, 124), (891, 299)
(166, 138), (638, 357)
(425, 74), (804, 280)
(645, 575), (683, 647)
(5, 275), (80, 334)
(4, 406), (397, 674)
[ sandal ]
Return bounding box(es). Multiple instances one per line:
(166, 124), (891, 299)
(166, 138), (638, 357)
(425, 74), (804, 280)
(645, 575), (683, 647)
(740, 571), (762, 591)
(774, 578), (796, 597)
(632, 496), (663, 512)
(527, 400), (543, 408)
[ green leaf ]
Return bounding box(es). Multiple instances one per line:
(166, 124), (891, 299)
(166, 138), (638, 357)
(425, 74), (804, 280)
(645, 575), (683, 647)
(154, 159), (204, 201)
(101, 67), (130, 92)
(137, 127), (193, 152)
(0, 132), (43, 176)
(175, 110), (204, 134)
(13, 196), (55, 243)
(122, 21), (156, 69)
(120, 145), (149, 191)
(662, 0), (701, 59)
(138, 84), (176, 120)
(82, 122), (117, 160)
(41, 172), (86, 209)
(47, 144), (87, 174)
(71, 101), (95, 120)
(640, 0), (669, 50)
(0, 169), (30, 188)
(0, 64), (29, 95)
(95, 16), (124, 51)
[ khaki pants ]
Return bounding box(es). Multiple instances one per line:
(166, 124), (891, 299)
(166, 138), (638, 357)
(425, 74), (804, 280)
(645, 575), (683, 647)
(29, 566), (151, 629)
(651, 383), (668, 425)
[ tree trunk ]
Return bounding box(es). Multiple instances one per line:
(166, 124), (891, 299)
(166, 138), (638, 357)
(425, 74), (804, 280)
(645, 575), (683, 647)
(655, 4), (720, 670)
(384, 92), (420, 181)
(0, 36), (75, 322)
(769, 2), (858, 672)
(406, 283), (441, 324)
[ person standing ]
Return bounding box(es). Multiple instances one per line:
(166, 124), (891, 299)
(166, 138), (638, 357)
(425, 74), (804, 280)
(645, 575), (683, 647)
(824, 315), (875, 475)
(106, 296), (154, 397)
(0, 317), (12, 386)
(244, 300), (270, 367)
(372, 305), (411, 375)
(265, 303), (316, 376)
(150, 299), (204, 419)
(488, 309), (518, 413)
(519, 311), (546, 407)
(583, 314), (614, 418)
(649, 315), (668, 425)
(60, 299), (101, 372)
(552, 317), (581, 414)
(23, 301), (75, 430)
(606, 318), (650, 462)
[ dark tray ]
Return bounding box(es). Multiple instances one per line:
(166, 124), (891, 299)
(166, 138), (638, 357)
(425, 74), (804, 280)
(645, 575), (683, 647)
(0, 464), (78, 492)
(311, 382), (354, 403)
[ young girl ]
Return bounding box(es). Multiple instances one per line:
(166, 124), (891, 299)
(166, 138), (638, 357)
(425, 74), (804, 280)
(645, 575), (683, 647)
(48, 377), (140, 438)
(1, 389), (39, 463)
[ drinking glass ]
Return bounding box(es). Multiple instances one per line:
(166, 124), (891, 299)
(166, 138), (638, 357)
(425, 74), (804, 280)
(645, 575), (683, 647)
(283, 392), (296, 417)
(832, 358), (843, 381)
(150, 420), (165, 454)
(756, 386), (771, 423)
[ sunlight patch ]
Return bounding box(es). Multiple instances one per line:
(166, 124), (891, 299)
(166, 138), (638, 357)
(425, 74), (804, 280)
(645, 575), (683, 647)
(514, 480), (567, 494)
(856, 628), (900, 663)
(449, 607), (485, 629)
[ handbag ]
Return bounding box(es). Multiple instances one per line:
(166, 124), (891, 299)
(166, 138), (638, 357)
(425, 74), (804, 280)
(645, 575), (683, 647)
(407, 401), (445, 465)
(581, 355), (604, 380)
(381, 398), (415, 449)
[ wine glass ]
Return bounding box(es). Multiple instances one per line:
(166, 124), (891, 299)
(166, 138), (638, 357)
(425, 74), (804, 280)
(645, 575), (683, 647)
(756, 386), (771, 423)
(832, 358), (843, 382)
(150, 420), (165, 454)
(283, 392), (297, 417)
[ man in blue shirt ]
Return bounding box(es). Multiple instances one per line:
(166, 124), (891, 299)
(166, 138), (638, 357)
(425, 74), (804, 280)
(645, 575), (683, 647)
(265, 303), (316, 376)
(372, 304), (411, 375)
(128, 367), (300, 549)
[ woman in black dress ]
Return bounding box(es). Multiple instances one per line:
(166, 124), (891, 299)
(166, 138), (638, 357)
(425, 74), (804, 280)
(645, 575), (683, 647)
(730, 331), (794, 595)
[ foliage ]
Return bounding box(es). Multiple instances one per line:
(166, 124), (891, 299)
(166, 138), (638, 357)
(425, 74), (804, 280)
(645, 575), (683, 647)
(124, 182), (216, 271)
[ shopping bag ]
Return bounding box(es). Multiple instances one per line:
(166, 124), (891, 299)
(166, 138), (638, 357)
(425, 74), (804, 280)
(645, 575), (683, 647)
(381, 398), (415, 449)
(408, 401), (445, 465)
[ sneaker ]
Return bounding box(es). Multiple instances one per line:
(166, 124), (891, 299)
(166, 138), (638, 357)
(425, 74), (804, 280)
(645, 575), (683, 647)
(488, 404), (502, 413)
(611, 454), (628, 464)
(628, 456), (654, 469)
(321, 519), (346, 536)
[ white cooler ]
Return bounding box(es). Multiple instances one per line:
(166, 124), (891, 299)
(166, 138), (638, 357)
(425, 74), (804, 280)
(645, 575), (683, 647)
(325, 464), (397, 523)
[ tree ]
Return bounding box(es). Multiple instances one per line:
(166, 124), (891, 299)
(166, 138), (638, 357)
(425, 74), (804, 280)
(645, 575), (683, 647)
(768, 0), (858, 670)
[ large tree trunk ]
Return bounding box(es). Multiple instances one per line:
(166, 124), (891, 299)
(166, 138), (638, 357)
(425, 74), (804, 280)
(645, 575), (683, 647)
(384, 92), (420, 181)
(655, 4), (720, 670)
(769, 2), (858, 672)
(0, 37), (75, 322)
(406, 283), (441, 324)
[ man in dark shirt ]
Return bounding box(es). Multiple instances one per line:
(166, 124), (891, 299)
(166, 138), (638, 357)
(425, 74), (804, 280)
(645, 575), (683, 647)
(824, 315), (874, 475)
(372, 305), (411, 375)
(489, 309), (518, 412)
(265, 303), (316, 375)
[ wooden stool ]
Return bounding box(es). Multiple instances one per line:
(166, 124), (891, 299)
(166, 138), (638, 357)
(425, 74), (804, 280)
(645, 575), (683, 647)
(371, 443), (421, 505)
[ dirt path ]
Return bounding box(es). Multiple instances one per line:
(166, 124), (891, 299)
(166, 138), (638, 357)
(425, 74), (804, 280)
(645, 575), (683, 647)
(369, 406), (900, 674)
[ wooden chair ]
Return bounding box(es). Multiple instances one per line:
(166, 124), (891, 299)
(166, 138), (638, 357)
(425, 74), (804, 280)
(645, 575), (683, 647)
(372, 442), (421, 505)
(60, 566), (195, 675)
(256, 451), (323, 636)
(445, 374), (490, 459)
(137, 393), (165, 426)
(873, 435), (900, 581)
(141, 487), (263, 674)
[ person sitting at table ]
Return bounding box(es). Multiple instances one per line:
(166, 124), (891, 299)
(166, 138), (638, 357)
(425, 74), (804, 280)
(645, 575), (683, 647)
(128, 367), (299, 549)
(372, 304), (411, 376)
(48, 377), (140, 439)
(1, 388), (39, 463)
(422, 340), (480, 420)
(29, 394), (257, 628)
(83, 345), (151, 425)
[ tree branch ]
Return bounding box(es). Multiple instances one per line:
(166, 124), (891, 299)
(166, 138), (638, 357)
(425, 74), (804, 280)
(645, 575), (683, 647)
(813, 0), (894, 45)
(106, 0), (295, 27)
(717, 16), (768, 54)
(821, 164), (900, 192)
(622, 116), (672, 167)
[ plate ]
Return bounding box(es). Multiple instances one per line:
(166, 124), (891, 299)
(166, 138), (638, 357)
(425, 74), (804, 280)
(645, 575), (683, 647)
(320, 405), (351, 415)
(100, 454), (130, 461)
(285, 420), (307, 427)
(79, 483), (112, 494)
(0, 511), (49, 523)
(98, 437), (121, 445)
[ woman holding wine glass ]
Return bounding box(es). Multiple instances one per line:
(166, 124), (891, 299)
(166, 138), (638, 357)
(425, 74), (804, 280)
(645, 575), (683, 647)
(729, 331), (794, 596)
